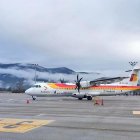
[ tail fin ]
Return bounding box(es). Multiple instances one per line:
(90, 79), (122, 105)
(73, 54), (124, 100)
(129, 66), (140, 86)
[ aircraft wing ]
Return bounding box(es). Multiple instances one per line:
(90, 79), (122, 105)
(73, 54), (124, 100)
(89, 76), (129, 85)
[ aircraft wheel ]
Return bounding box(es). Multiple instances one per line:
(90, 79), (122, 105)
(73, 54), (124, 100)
(78, 98), (83, 100)
(87, 96), (92, 100)
(32, 96), (36, 100)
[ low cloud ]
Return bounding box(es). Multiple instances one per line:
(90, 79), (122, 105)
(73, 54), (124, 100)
(0, 66), (131, 84)
(0, 67), (104, 83)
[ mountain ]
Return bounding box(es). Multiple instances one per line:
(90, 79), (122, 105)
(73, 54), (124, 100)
(0, 63), (75, 74)
(0, 73), (25, 89)
(0, 63), (100, 90)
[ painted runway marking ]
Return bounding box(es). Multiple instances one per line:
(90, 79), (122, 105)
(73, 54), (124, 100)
(133, 111), (140, 115)
(0, 118), (54, 133)
(36, 114), (46, 117)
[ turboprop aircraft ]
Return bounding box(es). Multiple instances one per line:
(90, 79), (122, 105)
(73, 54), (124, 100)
(25, 66), (140, 100)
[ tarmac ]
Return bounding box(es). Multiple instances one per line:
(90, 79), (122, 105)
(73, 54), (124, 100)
(0, 93), (140, 140)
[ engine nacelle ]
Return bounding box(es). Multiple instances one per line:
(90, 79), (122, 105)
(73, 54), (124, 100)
(72, 93), (86, 98)
(80, 81), (91, 88)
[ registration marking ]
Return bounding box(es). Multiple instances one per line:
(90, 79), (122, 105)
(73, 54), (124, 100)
(0, 118), (54, 133)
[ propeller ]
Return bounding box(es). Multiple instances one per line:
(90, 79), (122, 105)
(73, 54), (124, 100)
(75, 74), (83, 93)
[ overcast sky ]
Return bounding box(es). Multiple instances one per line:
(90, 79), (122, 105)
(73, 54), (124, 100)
(0, 0), (140, 72)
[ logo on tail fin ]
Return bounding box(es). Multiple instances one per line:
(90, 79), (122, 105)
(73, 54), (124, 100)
(130, 74), (138, 82)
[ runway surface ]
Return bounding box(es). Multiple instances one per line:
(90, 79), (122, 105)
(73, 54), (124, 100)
(0, 93), (140, 140)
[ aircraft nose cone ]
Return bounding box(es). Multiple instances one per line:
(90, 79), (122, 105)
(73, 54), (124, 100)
(25, 89), (30, 94)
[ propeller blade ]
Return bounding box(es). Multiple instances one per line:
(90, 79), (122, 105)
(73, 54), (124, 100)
(75, 74), (83, 93)
(79, 77), (83, 82)
(78, 87), (80, 93)
(77, 74), (79, 81)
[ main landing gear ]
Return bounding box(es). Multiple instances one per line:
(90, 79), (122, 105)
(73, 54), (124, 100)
(87, 96), (92, 100)
(78, 96), (92, 101)
(32, 96), (36, 100)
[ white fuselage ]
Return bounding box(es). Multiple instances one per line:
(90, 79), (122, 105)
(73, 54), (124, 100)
(25, 65), (140, 99)
(25, 82), (140, 98)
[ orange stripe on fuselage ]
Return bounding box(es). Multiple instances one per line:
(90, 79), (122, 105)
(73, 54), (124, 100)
(48, 83), (75, 89)
(55, 83), (75, 88)
(90, 86), (140, 91)
(48, 83), (140, 91)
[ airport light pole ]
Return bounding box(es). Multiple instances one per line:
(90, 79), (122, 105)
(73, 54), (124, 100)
(126, 62), (138, 72)
(33, 64), (38, 84)
(129, 62), (138, 67)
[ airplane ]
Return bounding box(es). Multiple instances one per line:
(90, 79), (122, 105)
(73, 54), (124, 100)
(25, 65), (140, 100)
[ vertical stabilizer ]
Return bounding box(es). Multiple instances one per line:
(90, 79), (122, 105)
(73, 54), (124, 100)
(129, 66), (140, 86)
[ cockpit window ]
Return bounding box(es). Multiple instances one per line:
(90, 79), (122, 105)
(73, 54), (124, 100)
(36, 85), (41, 88)
(32, 85), (41, 88)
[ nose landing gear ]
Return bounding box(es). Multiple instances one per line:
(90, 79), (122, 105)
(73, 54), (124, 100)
(87, 96), (92, 100)
(32, 96), (36, 100)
